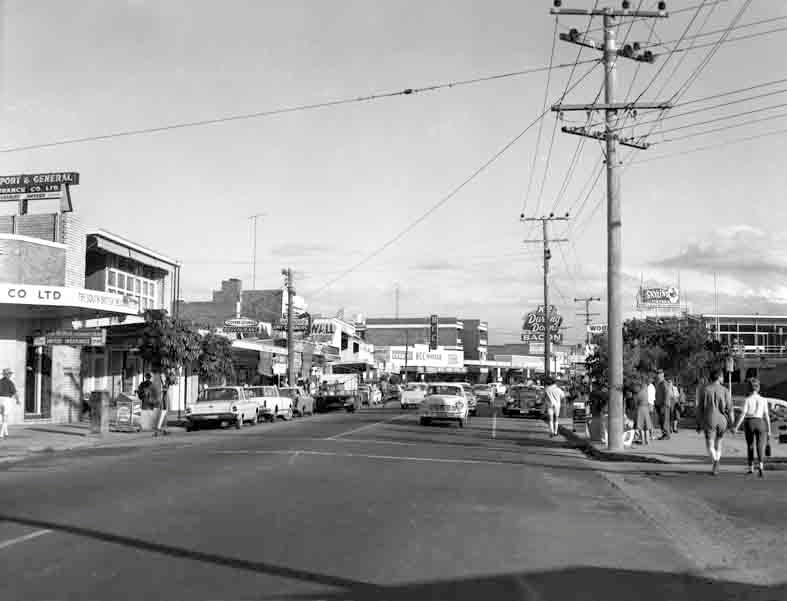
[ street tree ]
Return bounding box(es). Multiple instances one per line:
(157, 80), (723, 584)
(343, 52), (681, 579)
(198, 332), (235, 386)
(138, 309), (202, 379)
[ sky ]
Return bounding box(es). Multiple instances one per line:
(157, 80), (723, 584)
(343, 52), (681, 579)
(3, 0), (787, 345)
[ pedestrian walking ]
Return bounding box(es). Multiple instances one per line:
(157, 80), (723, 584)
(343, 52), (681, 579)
(0, 368), (20, 439)
(672, 384), (685, 433)
(655, 369), (672, 440)
(633, 380), (652, 445)
(733, 378), (771, 477)
(697, 368), (733, 475)
(151, 373), (167, 436)
(647, 376), (656, 430)
(137, 373), (154, 408)
(544, 377), (566, 437)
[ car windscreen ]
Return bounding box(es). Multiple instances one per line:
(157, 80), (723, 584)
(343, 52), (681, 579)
(427, 385), (463, 397)
(406, 384), (426, 392)
(472, 385), (489, 391)
(198, 388), (238, 402)
(279, 388), (296, 398)
(262, 386), (278, 397)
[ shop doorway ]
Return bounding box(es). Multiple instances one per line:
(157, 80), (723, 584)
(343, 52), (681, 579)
(24, 342), (52, 419)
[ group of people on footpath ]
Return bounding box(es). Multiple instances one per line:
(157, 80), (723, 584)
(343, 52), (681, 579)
(627, 367), (773, 476)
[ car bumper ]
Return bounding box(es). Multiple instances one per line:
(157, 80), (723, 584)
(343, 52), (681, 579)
(421, 408), (465, 419)
(187, 412), (236, 423)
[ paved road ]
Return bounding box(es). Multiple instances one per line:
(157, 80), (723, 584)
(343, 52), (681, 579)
(0, 407), (784, 600)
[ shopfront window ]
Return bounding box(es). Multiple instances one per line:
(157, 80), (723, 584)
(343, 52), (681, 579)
(106, 268), (160, 310)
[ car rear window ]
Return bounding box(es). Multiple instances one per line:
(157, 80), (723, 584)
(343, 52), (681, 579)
(427, 385), (463, 396)
(262, 386), (278, 397)
(199, 388), (238, 402)
(406, 384), (426, 392)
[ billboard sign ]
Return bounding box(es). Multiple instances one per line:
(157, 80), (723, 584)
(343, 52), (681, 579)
(223, 317), (260, 334)
(587, 324), (607, 335)
(275, 312), (311, 333)
(0, 172), (80, 191)
(521, 305), (562, 344)
(429, 314), (439, 350)
(637, 286), (680, 308)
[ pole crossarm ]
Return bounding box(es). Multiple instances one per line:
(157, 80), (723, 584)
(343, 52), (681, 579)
(561, 125), (650, 149)
(559, 33), (657, 62)
(551, 8), (668, 18)
(552, 102), (672, 111)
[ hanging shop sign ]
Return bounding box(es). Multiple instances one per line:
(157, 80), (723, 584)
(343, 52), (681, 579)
(429, 314), (439, 350)
(223, 317), (260, 334)
(37, 328), (106, 347)
(587, 324), (607, 334)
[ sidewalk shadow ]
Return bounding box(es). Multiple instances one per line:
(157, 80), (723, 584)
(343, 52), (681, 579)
(1, 514), (783, 600)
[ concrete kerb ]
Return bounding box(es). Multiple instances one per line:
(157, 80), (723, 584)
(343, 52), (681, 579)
(557, 424), (669, 464)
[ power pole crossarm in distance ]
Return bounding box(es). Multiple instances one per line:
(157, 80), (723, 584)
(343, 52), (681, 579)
(522, 213), (570, 380)
(575, 296), (602, 345)
(549, 0), (670, 452)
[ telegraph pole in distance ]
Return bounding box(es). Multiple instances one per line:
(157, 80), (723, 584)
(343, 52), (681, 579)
(282, 268), (295, 386)
(575, 296), (602, 345)
(523, 213), (570, 380)
(249, 213), (267, 289)
(551, 1), (670, 452)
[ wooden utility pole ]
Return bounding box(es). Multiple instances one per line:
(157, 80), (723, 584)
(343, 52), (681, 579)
(282, 268), (295, 386)
(550, 1), (670, 451)
(575, 296), (601, 345)
(522, 213), (569, 379)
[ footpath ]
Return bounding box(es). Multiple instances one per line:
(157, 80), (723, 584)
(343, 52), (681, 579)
(559, 416), (787, 471)
(0, 419), (189, 465)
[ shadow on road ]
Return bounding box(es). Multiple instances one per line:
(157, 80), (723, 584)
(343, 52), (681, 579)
(1, 514), (783, 600)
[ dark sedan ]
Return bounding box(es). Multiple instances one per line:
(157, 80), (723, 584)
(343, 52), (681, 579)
(502, 385), (546, 418)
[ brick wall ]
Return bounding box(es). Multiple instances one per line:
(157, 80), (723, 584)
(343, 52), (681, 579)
(61, 214), (88, 288)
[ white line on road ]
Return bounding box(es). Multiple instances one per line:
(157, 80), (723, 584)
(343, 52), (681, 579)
(214, 448), (526, 467)
(0, 529), (51, 551)
(492, 414), (497, 439)
(325, 415), (409, 440)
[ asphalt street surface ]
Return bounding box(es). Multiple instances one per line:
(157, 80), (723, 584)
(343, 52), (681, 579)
(1, 402), (785, 600)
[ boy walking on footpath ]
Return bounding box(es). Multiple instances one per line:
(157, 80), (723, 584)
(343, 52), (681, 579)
(697, 368), (733, 475)
(0, 368), (20, 438)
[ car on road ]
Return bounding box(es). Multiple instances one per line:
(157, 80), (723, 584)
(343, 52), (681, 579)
(247, 385), (293, 421)
(186, 386), (260, 430)
(502, 384), (546, 418)
(419, 382), (470, 428)
(280, 386), (314, 417)
(472, 384), (495, 405)
(401, 382), (428, 409)
(461, 383), (478, 416)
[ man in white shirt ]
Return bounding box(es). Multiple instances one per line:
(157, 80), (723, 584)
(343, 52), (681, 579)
(544, 377), (566, 437)
(647, 377), (656, 429)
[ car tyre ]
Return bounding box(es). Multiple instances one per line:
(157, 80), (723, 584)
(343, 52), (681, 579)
(251, 412), (259, 426)
(284, 407), (293, 421)
(420, 417), (431, 426)
(185, 422), (194, 432)
(235, 415), (242, 429)
(458, 418), (464, 428)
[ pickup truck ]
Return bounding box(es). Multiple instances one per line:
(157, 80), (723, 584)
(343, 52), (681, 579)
(186, 386), (260, 430)
(246, 385), (293, 421)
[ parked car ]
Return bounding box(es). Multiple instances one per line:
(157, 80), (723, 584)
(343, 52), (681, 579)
(280, 386), (314, 417)
(247, 385), (293, 421)
(419, 382), (469, 428)
(461, 383), (478, 416)
(186, 386), (260, 431)
(472, 384), (495, 405)
(502, 384), (546, 418)
(401, 382), (428, 409)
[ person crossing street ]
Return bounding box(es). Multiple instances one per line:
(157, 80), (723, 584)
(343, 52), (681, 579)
(733, 378), (771, 477)
(544, 377), (566, 437)
(697, 368), (733, 475)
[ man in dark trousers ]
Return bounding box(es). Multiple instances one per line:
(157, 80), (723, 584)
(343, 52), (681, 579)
(654, 369), (672, 440)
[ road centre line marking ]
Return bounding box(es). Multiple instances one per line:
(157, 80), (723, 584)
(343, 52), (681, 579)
(492, 414), (497, 439)
(325, 415), (409, 440)
(214, 448), (527, 467)
(0, 529), (51, 551)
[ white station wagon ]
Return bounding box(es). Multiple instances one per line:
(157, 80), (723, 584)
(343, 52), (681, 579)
(419, 383), (469, 428)
(246, 385), (293, 421)
(186, 386), (260, 430)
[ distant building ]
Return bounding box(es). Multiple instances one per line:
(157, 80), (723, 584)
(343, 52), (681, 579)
(364, 316), (465, 352)
(178, 279), (306, 331)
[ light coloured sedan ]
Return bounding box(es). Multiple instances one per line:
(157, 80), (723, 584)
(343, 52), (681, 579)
(419, 383), (469, 428)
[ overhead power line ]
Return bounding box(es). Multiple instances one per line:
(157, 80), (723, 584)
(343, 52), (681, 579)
(584, 0), (731, 34)
(308, 61), (601, 296)
(644, 15), (787, 50)
(0, 58), (597, 154)
(659, 110), (787, 144)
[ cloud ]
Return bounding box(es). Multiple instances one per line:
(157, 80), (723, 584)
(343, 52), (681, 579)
(270, 242), (338, 257)
(411, 260), (462, 272)
(651, 225), (787, 285)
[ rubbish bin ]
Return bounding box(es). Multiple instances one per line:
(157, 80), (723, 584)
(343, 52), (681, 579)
(89, 390), (111, 435)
